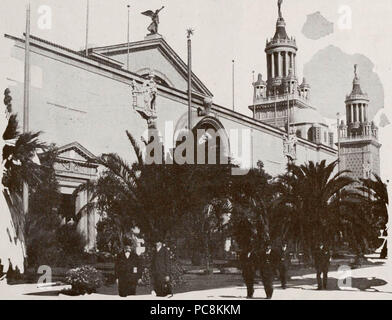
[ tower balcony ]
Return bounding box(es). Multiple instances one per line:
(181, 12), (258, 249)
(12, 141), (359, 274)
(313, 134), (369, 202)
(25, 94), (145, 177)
(266, 38), (297, 50)
(339, 130), (379, 144)
(252, 92), (311, 107)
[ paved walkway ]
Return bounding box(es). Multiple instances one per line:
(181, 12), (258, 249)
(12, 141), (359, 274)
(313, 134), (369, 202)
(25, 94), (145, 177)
(1, 262), (391, 300)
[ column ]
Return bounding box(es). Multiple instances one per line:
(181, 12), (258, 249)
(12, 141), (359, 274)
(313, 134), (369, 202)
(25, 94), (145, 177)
(357, 104), (360, 122)
(349, 104), (354, 123)
(271, 53), (275, 79)
(346, 105), (350, 124)
(293, 54), (296, 76)
(358, 104), (361, 122)
(363, 104), (366, 122)
(352, 104), (356, 122)
(276, 52), (280, 77)
(285, 52), (289, 76)
(364, 104), (368, 122)
(267, 54), (271, 79)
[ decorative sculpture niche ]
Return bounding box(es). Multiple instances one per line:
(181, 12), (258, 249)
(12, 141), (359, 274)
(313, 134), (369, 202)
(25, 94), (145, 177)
(197, 97), (213, 117)
(131, 73), (158, 129)
(283, 133), (297, 161)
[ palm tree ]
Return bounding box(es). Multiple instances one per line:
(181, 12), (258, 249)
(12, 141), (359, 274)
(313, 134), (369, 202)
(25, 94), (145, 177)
(273, 160), (358, 258)
(228, 161), (274, 257)
(2, 92), (54, 274)
(357, 174), (388, 258)
(74, 131), (201, 246)
(3, 114), (47, 194)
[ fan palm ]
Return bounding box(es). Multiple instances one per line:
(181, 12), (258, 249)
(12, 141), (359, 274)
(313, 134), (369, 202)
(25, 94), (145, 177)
(357, 174), (388, 257)
(273, 160), (358, 256)
(74, 131), (204, 246)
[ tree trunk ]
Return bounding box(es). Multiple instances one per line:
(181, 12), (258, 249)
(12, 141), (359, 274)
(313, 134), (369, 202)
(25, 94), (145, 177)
(205, 238), (210, 274)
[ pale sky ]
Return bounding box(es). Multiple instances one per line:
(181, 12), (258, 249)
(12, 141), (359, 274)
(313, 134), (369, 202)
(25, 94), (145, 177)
(1, 0), (392, 116)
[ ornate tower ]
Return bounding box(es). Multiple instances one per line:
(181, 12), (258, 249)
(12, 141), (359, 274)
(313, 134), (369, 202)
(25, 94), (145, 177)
(249, 0), (332, 148)
(339, 65), (381, 181)
(265, 1), (298, 96)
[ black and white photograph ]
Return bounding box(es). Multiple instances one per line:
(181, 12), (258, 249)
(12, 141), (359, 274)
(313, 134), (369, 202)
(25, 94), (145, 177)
(0, 0), (391, 305)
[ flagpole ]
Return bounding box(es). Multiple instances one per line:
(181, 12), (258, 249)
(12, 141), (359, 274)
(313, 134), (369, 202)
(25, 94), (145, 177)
(287, 88), (290, 135)
(23, 3), (31, 215)
(337, 112), (341, 172)
(187, 29), (193, 131)
(252, 71), (255, 119)
(127, 4), (131, 71)
(232, 59), (235, 111)
(286, 88), (291, 165)
(85, 0), (90, 56)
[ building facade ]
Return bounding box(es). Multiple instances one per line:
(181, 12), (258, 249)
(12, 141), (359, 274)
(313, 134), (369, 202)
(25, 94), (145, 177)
(3, 2), (337, 250)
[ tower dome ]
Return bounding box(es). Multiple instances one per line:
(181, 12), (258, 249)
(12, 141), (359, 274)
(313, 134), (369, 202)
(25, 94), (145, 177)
(299, 77), (311, 99)
(347, 64), (368, 100)
(345, 65), (370, 128)
(253, 73), (267, 100)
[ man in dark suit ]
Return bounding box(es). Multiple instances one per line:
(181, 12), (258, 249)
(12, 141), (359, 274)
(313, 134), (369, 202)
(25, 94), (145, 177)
(274, 242), (290, 289)
(259, 244), (274, 299)
(151, 240), (172, 297)
(313, 243), (331, 290)
(239, 245), (257, 298)
(114, 245), (142, 297)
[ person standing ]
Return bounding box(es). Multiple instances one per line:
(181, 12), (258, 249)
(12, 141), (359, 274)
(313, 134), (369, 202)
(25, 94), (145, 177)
(114, 245), (142, 297)
(151, 240), (172, 297)
(313, 243), (331, 290)
(239, 244), (256, 298)
(274, 242), (290, 289)
(259, 244), (274, 299)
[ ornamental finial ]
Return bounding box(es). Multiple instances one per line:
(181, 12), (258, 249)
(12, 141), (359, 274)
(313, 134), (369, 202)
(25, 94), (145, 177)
(278, 0), (283, 19)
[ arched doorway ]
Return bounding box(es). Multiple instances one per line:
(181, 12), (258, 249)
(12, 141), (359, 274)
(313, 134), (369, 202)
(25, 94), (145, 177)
(173, 115), (230, 165)
(192, 118), (230, 165)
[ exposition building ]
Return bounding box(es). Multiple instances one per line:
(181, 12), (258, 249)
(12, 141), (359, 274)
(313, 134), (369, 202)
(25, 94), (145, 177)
(4, 3), (361, 252)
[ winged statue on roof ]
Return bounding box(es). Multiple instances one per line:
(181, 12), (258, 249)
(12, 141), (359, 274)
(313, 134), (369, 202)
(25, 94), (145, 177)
(141, 6), (165, 35)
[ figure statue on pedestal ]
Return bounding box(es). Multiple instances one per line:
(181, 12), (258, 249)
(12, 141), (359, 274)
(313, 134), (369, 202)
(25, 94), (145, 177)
(131, 72), (158, 129)
(283, 133), (297, 160)
(141, 6), (165, 35)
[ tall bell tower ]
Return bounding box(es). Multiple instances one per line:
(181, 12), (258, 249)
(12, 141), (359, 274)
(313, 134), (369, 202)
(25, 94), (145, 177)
(338, 65), (381, 181)
(249, 0), (333, 149)
(265, 0), (298, 96)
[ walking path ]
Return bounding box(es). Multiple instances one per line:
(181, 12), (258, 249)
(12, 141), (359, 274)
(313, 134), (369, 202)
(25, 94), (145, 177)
(1, 261), (391, 300)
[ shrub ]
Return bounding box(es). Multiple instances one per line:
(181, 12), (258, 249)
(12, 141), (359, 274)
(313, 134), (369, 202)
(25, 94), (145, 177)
(26, 217), (86, 267)
(96, 217), (123, 255)
(56, 223), (86, 256)
(65, 265), (103, 295)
